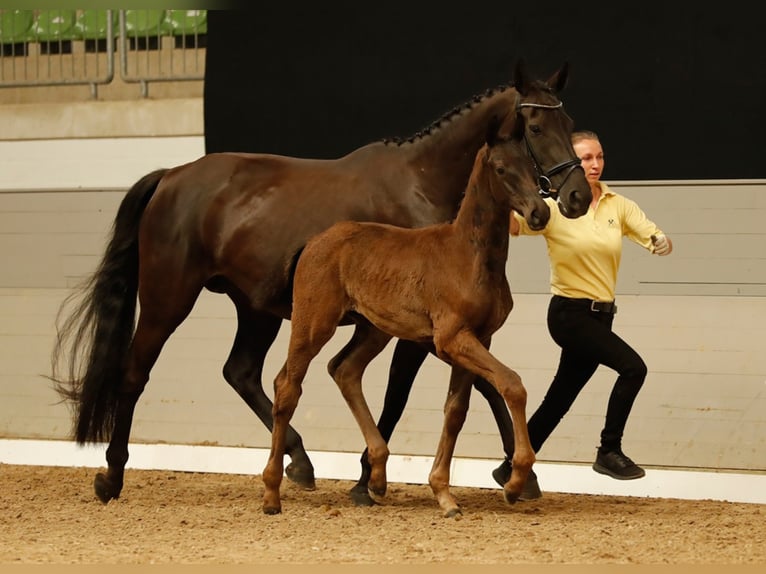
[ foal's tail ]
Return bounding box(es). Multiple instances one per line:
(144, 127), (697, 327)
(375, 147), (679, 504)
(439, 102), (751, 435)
(50, 168), (169, 444)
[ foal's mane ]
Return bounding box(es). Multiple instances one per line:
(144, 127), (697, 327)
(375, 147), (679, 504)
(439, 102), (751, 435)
(445, 143), (493, 219)
(382, 84), (511, 146)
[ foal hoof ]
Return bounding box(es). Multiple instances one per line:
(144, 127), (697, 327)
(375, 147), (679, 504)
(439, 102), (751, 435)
(368, 486), (387, 506)
(349, 484), (377, 507)
(503, 489), (520, 505)
(285, 462), (316, 491)
(93, 472), (121, 504)
(263, 505), (282, 515)
(444, 507), (463, 519)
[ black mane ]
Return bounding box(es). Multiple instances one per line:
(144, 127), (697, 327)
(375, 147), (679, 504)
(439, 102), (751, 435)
(382, 84), (511, 146)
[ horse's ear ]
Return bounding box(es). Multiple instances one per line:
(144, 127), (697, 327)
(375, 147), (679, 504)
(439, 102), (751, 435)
(514, 58), (529, 96)
(547, 61), (570, 94)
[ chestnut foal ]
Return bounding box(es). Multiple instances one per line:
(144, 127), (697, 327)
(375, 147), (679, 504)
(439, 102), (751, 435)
(263, 114), (550, 517)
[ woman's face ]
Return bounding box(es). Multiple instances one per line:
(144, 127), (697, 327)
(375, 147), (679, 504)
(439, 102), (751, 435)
(573, 138), (604, 184)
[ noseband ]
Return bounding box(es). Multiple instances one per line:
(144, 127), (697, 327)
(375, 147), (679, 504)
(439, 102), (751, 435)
(516, 100), (583, 199)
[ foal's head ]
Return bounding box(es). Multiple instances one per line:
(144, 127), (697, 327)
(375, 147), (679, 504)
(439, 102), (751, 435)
(482, 115), (550, 230)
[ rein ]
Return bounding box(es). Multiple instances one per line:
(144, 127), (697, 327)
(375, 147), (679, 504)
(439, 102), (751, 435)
(516, 100), (583, 199)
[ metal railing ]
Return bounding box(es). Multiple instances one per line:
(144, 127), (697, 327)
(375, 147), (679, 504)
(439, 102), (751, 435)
(119, 9), (205, 97)
(0, 9), (206, 98)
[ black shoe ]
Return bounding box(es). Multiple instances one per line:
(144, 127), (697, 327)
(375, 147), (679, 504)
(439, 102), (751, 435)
(491, 458), (542, 500)
(593, 449), (645, 480)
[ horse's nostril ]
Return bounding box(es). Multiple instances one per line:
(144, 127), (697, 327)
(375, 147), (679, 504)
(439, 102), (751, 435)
(529, 208), (549, 229)
(571, 189), (588, 210)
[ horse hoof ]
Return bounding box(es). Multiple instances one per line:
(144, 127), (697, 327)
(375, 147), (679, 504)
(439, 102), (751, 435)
(444, 507), (463, 519)
(349, 486), (377, 507)
(93, 472), (121, 504)
(263, 505), (282, 515)
(367, 487), (387, 506)
(503, 490), (520, 505)
(285, 462), (316, 490)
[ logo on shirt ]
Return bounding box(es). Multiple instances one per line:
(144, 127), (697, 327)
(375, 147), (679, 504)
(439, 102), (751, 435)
(608, 218), (616, 227)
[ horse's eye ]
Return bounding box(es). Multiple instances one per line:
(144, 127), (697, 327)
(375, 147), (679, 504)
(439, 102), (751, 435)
(529, 125), (542, 135)
(496, 166), (506, 175)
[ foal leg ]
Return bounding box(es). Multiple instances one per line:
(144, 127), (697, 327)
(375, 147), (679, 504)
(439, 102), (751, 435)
(262, 352), (321, 514)
(350, 338), (429, 506)
(262, 300), (342, 514)
(439, 332), (534, 506)
(328, 324), (394, 503)
(262, 362), (305, 515)
(428, 366), (474, 518)
(222, 304), (315, 489)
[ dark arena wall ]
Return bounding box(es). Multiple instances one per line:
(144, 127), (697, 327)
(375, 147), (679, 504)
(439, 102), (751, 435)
(203, 5), (764, 181)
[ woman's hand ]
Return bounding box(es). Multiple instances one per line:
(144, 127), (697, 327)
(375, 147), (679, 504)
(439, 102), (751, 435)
(651, 234), (672, 256)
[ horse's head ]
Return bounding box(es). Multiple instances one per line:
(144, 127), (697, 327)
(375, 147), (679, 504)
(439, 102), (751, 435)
(511, 60), (591, 218)
(485, 112), (551, 231)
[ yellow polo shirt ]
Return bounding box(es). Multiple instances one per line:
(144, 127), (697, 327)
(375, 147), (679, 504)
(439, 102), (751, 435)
(513, 182), (665, 301)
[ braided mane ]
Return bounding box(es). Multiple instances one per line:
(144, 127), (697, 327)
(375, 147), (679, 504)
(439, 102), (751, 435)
(382, 84), (511, 146)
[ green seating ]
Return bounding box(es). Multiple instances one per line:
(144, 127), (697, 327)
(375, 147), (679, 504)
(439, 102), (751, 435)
(74, 9), (116, 39)
(0, 9), (34, 55)
(29, 10), (77, 54)
(1, 9), (207, 60)
(74, 9), (116, 53)
(123, 9), (165, 35)
(30, 10), (77, 40)
(0, 9), (34, 42)
(123, 9), (166, 50)
(161, 10), (207, 35)
(160, 10), (207, 48)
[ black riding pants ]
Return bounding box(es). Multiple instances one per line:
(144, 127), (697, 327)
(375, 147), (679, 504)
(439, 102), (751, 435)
(527, 295), (647, 454)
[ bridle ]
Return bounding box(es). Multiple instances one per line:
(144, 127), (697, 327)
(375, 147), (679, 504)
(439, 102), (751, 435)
(516, 100), (583, 199)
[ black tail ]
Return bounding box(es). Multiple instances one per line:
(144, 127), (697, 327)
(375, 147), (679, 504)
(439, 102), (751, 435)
(50, 168), (169, 444)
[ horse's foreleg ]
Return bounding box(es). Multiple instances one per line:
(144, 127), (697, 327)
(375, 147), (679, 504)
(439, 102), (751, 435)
(328, 325), (393, 503)
(350, 339), (429, 506)
(428, 367), (473, 518)
(501, 366), (534, 504)
(223, 308), (314, 489)
(472, 376), (515, 461)
(474, 375), (516, 486)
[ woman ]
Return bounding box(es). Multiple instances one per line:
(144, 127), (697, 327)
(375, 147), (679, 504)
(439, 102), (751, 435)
(494, 130), (673, 499)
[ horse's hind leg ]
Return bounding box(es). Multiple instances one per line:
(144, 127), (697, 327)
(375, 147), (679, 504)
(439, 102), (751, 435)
(96, 282), (202, 503)
(349, 338), (428, 506)
(327, 323), (393, 504)
(222, 304), (315, 489)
